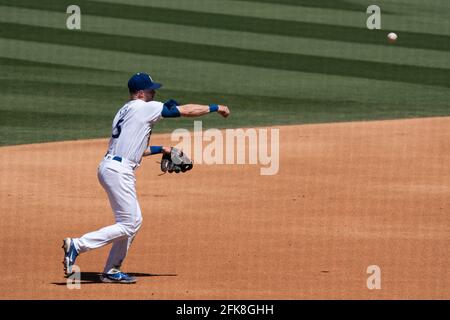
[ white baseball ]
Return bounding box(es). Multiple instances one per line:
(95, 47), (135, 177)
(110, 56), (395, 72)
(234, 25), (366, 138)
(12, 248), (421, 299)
(387, 32), (398, 42)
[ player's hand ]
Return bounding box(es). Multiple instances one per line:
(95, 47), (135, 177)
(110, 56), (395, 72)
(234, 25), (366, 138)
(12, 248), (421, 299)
(218, 105), (230, 118)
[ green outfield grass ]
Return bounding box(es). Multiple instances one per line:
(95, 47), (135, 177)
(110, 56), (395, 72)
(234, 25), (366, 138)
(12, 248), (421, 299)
(0, 0), (449, 146)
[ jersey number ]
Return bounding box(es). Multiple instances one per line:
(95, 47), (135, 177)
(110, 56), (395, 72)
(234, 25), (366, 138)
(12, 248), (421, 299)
(112, 119), (124, 138)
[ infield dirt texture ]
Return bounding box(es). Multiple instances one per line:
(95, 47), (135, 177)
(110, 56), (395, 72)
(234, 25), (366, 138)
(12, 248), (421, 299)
(0, 0), (449, 299)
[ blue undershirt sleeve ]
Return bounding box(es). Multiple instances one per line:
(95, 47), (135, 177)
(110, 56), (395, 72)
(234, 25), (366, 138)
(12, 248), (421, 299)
(149, 146), (163, 154)
(161, 99), (181, 118)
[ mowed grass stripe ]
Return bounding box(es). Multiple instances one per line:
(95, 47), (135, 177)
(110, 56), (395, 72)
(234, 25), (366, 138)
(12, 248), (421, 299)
(223, 0), (364, 12)
(0, 22), (449, 88)
(0, 56), (127, 75)
(0, 109), (106, 129)
(0, 77), (126, 103)
(2, 0), (449, 52)
(2, 7), (448, 70)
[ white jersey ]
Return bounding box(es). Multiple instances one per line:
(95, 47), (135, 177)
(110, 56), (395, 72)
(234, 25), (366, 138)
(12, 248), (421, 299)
(106, 99), (164, 164)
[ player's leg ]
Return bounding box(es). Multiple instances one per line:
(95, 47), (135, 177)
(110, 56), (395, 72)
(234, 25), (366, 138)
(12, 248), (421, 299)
(103, 202), (143, 273)
(72, 163), (139, 253)
(64, 162), (133, 274)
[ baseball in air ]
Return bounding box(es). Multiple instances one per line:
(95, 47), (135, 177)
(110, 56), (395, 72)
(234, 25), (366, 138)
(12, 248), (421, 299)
(387, 32), (398, 43)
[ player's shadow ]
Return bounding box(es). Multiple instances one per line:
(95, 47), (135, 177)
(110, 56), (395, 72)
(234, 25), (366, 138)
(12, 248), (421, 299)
(52, 271), (177, 285)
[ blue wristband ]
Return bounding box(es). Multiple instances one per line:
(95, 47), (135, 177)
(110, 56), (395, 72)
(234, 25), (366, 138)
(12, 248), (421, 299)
(209, 104), (219, 112)
(149, 146), (163, 154)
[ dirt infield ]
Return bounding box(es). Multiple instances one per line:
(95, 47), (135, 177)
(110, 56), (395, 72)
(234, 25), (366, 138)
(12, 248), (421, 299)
(0, 117), (448, 299)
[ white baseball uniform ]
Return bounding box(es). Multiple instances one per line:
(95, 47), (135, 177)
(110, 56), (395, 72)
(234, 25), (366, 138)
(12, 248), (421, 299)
(73, 99), (164, 273)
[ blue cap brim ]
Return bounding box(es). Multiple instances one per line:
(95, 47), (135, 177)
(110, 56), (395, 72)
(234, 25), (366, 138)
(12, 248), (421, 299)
(148, 82), (162, 90)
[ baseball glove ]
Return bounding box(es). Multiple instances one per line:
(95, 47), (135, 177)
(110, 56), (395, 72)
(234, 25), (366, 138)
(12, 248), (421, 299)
(160, 147), (193, 174)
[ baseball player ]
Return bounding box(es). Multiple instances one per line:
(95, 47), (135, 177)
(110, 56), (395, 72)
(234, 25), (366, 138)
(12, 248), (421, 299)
(62, 72), (230, 283)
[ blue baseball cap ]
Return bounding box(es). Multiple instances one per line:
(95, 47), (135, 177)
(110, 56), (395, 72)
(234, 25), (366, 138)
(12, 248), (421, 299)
(128, 72), (162, 92)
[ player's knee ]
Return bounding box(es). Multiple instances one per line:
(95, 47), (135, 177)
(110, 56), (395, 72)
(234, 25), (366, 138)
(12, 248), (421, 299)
(119, 222), (137, 237)
(122, 220), (142, 236)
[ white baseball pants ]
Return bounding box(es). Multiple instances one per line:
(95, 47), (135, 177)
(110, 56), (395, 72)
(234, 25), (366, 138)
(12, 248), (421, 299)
(73, 158), (142, 273)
